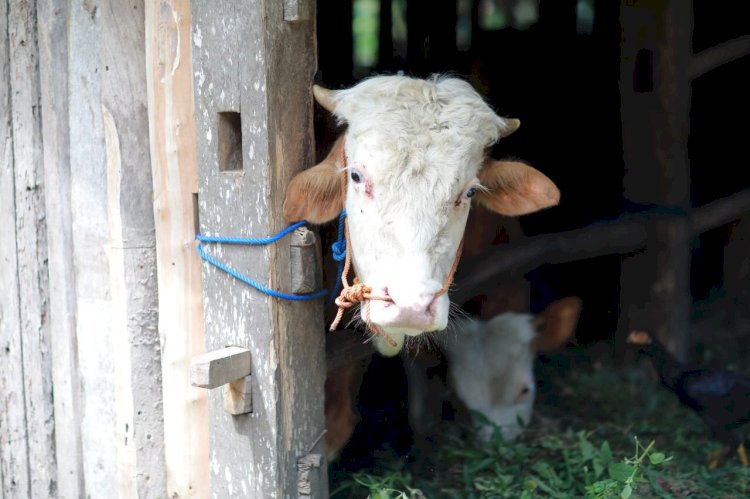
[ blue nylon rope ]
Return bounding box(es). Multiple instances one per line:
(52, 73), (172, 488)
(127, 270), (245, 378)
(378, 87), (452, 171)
(196, 221), (328, 301)
(328, 209), (348, 304)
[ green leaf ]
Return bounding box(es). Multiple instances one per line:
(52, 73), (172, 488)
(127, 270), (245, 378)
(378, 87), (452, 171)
(608, 463), (635, 483)
(649, 452), (666, 465)
(621, 484), (633, 499)
(600, 441), (613, 464)
(580, 439), (595, 460)
(593, 460), (604, 479)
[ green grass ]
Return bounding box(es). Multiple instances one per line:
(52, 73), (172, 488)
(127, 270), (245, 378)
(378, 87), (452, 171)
(330, 362), (750, 498)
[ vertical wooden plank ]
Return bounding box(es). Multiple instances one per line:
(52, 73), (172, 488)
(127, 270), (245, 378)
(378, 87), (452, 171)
(618, 0), (692, 360)
(67, 2), (118, 494)
(36, 1), (85, 496)
(0, 0), (30, 495)
(265, 0), (327, 495)
(99, 1), (167, 497)
(145, 1), (210, 497)
(192, 1), (266, 496)
(6, 1), (56, 497)
(192, 0), (326, 496)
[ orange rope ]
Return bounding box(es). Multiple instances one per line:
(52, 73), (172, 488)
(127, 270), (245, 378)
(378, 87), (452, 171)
(327, 138), (465, 347)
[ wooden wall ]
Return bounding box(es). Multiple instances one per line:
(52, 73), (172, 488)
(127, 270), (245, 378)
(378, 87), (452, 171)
(1, 0), (210, 497)
(1, 0), (323, 497)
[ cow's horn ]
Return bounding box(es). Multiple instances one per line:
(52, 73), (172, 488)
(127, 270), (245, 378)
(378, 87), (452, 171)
(503, 118), (521, 137)
(313, 85), (338, 113)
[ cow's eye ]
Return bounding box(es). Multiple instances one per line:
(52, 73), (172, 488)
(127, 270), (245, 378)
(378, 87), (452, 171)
(350, 170), (363, 184)
(465, 187), (477, 198)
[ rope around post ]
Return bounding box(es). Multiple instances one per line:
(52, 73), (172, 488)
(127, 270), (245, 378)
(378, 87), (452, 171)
(327, 139), (465, 347)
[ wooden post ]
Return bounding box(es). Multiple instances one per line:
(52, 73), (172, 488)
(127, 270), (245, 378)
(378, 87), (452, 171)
(37, 0), (85, 496)
(145, 0), (210, 496)
(0, 1), (56, 496)
(65, 1), (167, 496)
(618, 0), (692, 360)
(192, 0), (327, 497)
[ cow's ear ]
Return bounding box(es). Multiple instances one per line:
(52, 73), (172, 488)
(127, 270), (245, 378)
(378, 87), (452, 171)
(532, 296), (581, 352)
(283, 137), (343, 224)
(475, 160), (560, 216)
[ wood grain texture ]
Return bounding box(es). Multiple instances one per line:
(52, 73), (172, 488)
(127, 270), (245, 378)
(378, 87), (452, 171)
(100, 1), (167, 496)
(68, 3), (119, 493)
(192, 0), (326, 496)
(36, 0), (85, 495)
(4, 1), (56, 496)
(0, 0), (30, 494)
(145, 0), (210, 496)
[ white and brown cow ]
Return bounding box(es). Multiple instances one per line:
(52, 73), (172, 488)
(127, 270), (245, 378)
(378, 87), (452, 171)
(441, 297), (582, 441)
(284, 74), (560, 356)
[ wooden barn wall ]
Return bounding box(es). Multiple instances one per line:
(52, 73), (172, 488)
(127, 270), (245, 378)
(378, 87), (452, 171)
(1, 0), (182, 497)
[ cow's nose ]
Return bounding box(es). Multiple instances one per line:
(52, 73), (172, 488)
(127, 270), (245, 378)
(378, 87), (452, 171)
(367, 285), (441, 330)
(390, 291), (437, 317)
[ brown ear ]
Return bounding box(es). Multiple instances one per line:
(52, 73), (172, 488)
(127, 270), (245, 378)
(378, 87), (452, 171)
(476, 160), (560, 216)
(283, 137), (344, 224)
(532, 296), (582, 352)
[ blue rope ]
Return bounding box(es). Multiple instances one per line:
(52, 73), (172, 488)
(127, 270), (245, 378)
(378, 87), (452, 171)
(196, 221), (328, 301)
(328, 209), (348, 304)
(196, 220), (308, 245)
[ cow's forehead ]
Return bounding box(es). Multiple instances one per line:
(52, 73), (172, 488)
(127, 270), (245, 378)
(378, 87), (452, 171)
(348, 129), (483, 182)
(336, 75), (504, 163)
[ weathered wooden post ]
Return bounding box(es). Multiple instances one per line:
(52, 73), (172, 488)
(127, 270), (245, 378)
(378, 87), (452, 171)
(0, 1), (55, 496)
(191, 1), (327, 497)
(618, 0), (693, 361)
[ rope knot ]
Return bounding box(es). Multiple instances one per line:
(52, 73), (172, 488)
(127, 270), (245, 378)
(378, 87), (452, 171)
(334, 282), (371, 309)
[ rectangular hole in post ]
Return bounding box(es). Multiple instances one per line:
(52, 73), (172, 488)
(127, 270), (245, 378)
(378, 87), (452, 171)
(218, 111), (243, 172)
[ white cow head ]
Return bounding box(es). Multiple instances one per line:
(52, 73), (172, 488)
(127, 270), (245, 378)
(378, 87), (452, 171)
(284, 75), (560, 355)
(443, 297), (581, 441)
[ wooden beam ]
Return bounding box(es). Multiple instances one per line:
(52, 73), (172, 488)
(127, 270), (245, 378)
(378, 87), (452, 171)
(453, 188), (750, 305)
(37, 0), (85, 496)
(2, 2), (56, 496)
(192, 1), (327, 496)
(690, 189), (750, 235)
(689, 35), (750, 80)
(191, 347), (252, 389)
(144, 0), (209, 496)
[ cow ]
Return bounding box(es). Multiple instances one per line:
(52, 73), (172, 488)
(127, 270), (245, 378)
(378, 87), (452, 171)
(439, 296), (582, 441)
(284, 74), (560, 356)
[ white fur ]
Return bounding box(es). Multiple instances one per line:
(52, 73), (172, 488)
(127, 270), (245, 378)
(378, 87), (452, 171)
(442, 313), (538, 441)
(329, 75), (514, 355)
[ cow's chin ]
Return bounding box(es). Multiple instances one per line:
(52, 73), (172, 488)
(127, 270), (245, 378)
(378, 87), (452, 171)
(369, 321), (449, 357)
